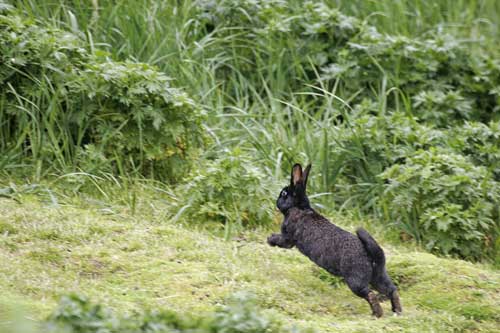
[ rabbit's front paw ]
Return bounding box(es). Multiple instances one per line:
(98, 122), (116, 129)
(267, 234), (280, 246)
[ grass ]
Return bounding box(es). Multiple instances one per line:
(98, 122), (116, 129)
(1, 1), (499, 330)
(0, 189), (498, 332)
(337, 0), (500, 40)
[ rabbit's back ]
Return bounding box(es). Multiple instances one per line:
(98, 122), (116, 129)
(285, 208), (372, 278)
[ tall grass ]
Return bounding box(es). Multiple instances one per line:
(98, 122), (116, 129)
(10, 0), (497, 115)
(337, 0), (500, 39)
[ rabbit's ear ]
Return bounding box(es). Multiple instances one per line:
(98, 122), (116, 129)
(303, 164), (312, 189)
(291, 163), (303, 187)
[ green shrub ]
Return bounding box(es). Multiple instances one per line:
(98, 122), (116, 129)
(45, 294), (199, 333)
(379, 148), (499, 260)
(211, 292), (286, 333)
(43, 293), (312, 333)
(188, 3), (500, 263)
(330, 113), (446, 213)
(327, 30), (500, 123)
(45, 294), (123, 333)
(308, 111), (499, 261)
(0, 12), (204, 181)
(448, 121), (500, 181)
(191, 0), (500, 123)
(191, 0), (364, 94)
(174, 149), (277, 232)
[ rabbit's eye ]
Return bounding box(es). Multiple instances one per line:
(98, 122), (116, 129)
(281, 190), (288, 197)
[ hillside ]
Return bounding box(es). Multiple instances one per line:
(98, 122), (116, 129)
(1, 1), (500, 332)
(1, 194), (498, 332)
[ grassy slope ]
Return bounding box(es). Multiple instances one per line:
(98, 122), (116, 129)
(0, 196), (498, 332)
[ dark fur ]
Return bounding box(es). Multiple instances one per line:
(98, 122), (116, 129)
(268, 164), (402, 317)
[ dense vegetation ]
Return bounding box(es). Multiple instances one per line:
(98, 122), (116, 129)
(2, 0), (498, 261)
(0, 7), (204, 182)
(0, 0), (499, 331)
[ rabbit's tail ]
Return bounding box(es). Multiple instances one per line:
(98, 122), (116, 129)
(356, 228), (386, 271)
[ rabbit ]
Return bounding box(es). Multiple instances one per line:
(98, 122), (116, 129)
(267, 163), (402, 317)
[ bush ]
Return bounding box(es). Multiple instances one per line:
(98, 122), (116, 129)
(329, 113), (446, 213)
(327, 30), (500, 123)
(211, 292), (285, 333)
(379, 148), (499, 260)
(43, 293), (312, 333)
(191, 0), (500, 124)
(448, 121), (500, 181)
(190, 0), (364, 95)
(174, 148), (277, 232)
(325, 113), (499, 261)
(45, 294), (124, 333)
(0, 12), (204, 181)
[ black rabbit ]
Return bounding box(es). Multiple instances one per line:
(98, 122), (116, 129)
(267, 163), (402, 317)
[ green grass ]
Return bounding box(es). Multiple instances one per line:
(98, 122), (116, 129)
(0, 191), (498, 332)
(337, 0), (500, 39)
(1, 1), (499, 330)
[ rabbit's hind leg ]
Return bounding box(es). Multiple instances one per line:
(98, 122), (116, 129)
(346, 277), (383, 318)
(389, 290), (402, 315)
(372, 271), (402, 315)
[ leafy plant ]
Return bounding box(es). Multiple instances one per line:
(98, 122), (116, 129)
(174, 148), (277, 235)
(379, 148), (499, 260)
(43, 293), (312, 333)
(45, 294), (124, 333)
(211, 292), (287, 333)
(0, 11), (204, 181)
(448, 121), (500, 180)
